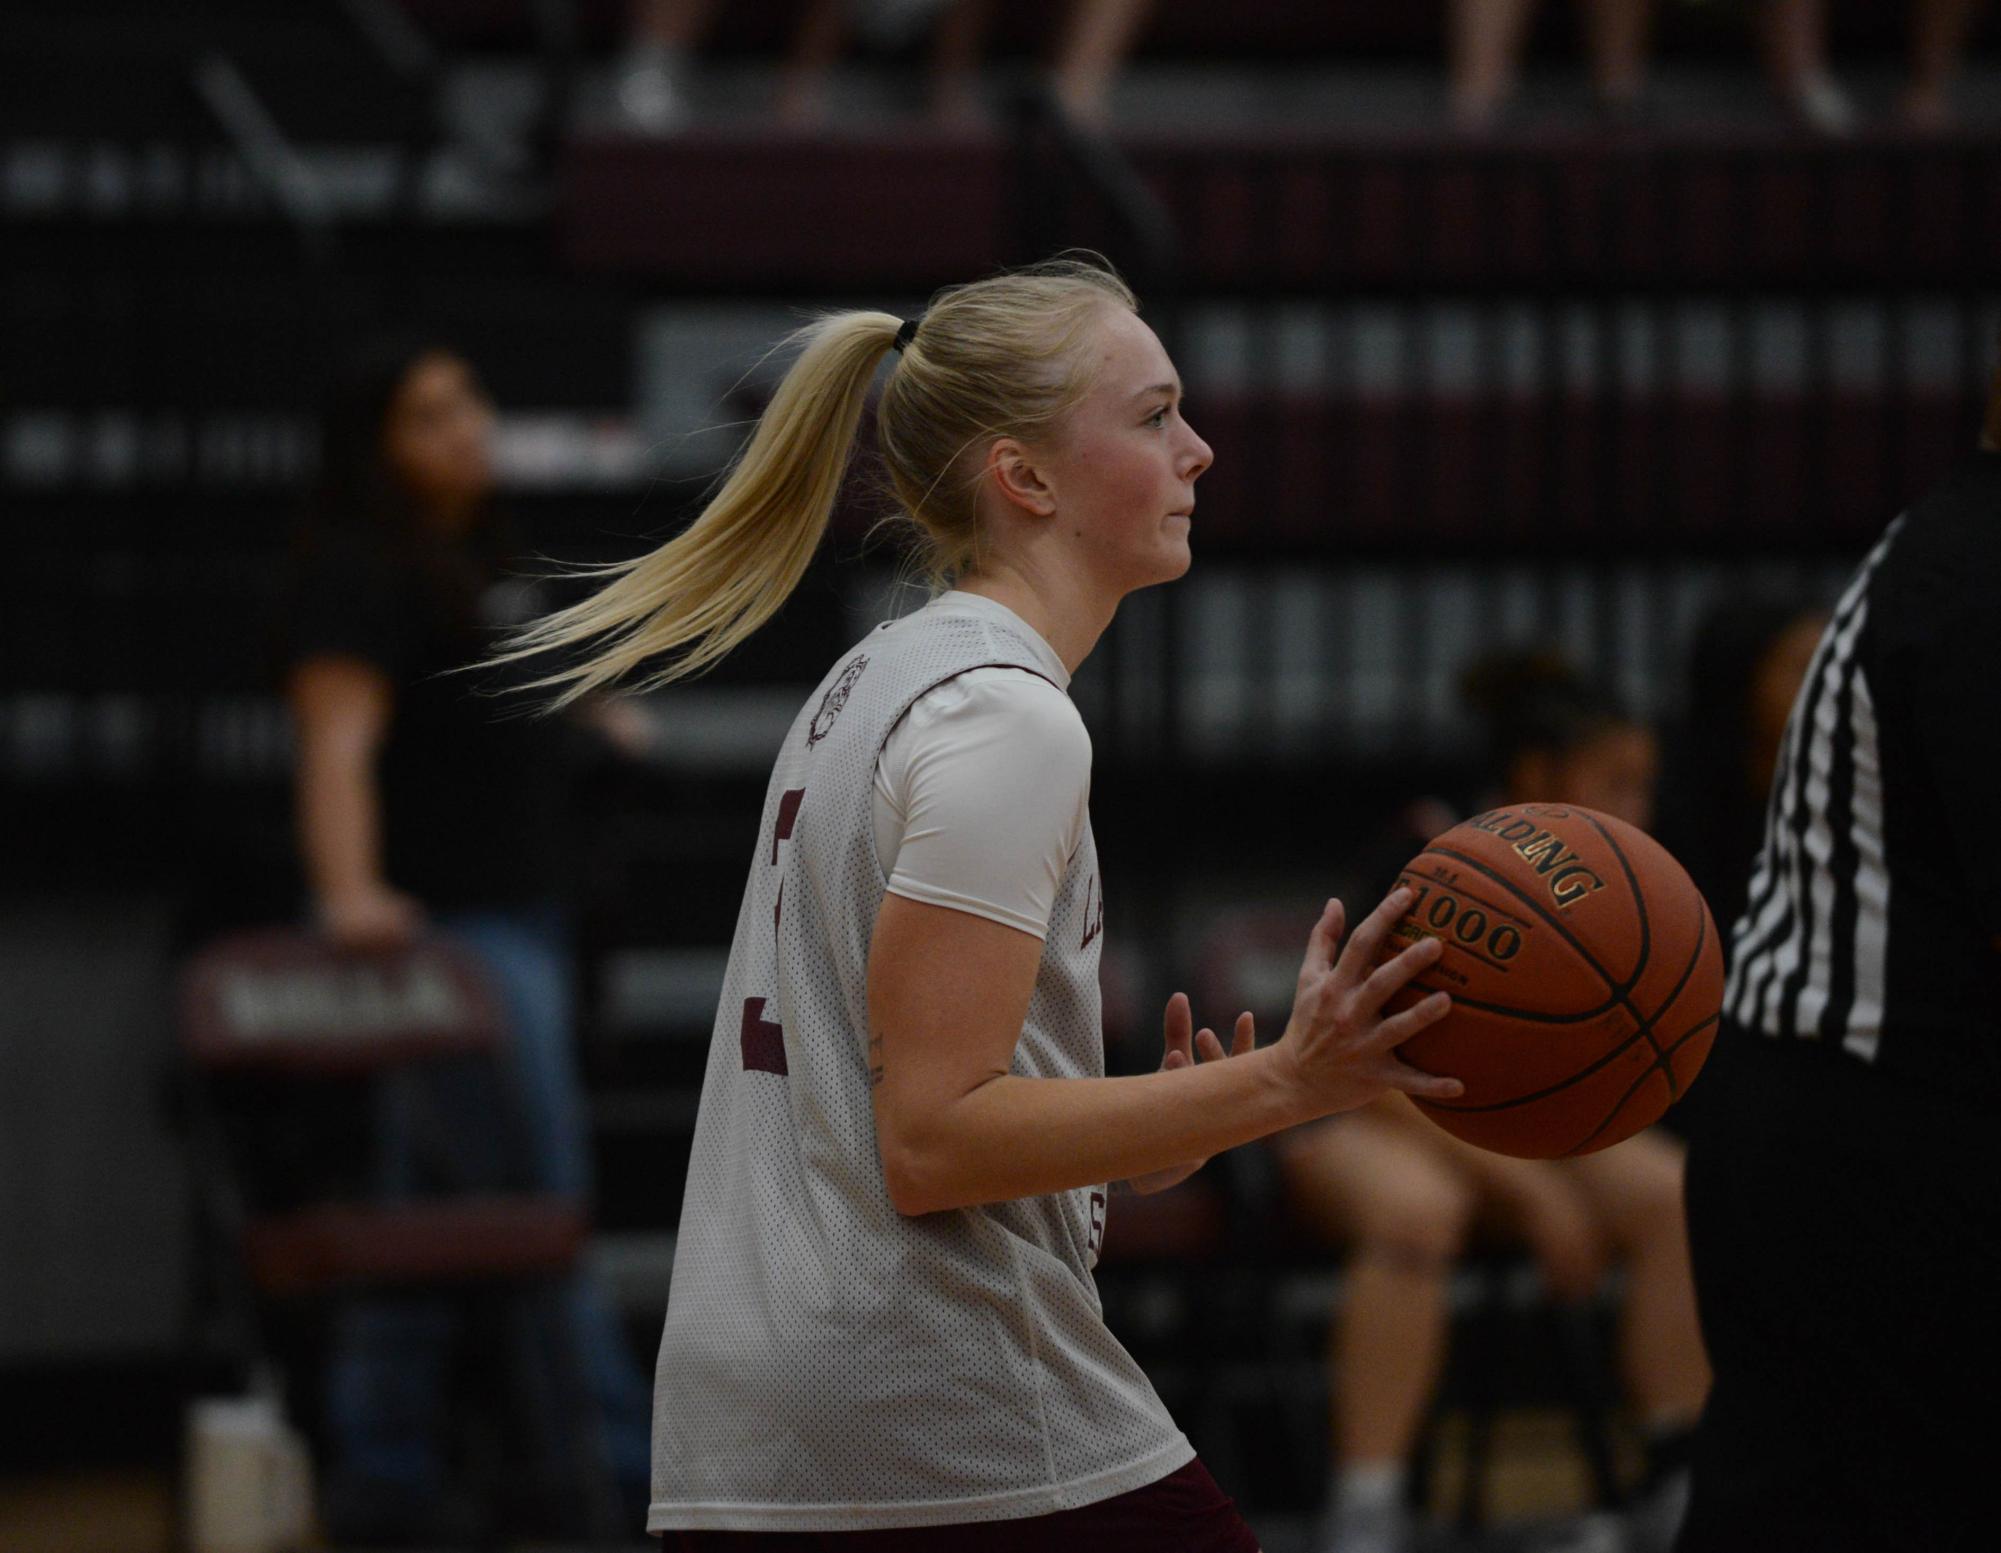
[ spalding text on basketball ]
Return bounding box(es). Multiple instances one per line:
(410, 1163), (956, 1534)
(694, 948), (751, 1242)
(1465, 810), (1607, 911)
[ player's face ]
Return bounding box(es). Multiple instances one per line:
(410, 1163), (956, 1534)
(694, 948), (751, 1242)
(1556, 725), (1660, 832)
(1043, 308), (1213, 592)
(383, 352), (495, 526)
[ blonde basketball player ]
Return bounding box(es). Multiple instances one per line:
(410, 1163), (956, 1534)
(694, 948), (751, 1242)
(502, 258), (1462, 1550)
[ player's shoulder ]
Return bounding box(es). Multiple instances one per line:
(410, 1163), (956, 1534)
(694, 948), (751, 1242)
(913, 664), (1085, 749)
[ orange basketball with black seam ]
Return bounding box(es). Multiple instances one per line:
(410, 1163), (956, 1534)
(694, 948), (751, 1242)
(1376, 802), (1723, 1159)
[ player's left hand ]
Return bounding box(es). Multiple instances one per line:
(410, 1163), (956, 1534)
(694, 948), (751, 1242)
(1122, 992), (1256, 1195)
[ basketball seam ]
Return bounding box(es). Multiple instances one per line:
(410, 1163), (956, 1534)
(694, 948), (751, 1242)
(1567, 808), (1672, 1094)
(1411, 887), (1712, 1117)
(1426, 818), (1685, 1101)
(1560, 1010), (1720, 1157)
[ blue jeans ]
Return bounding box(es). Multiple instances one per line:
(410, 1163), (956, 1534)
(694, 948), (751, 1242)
(323, 905), (651, 1521)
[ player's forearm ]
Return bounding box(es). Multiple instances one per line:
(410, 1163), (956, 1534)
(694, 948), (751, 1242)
(880, 1046), (1311, 1215)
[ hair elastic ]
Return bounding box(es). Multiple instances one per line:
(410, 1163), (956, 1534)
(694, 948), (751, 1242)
(892, 317), (920, 353)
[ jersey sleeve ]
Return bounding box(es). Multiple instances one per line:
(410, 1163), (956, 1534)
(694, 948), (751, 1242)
(879, 670), (1091, 940)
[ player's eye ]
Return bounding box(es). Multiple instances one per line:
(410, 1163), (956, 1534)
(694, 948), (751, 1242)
(1146, 405), (1170, 428)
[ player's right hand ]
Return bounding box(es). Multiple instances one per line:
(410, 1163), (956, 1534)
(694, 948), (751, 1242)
(317, 883), (425, 952)
(1271, 888), (1462, 1119)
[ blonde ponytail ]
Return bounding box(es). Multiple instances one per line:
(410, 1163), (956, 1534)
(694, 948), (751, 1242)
(492, 310), (901, 708)
(500, 255), (1135, 706)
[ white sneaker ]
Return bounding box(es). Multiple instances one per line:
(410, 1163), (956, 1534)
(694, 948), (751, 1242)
(616, 46), (689, 134)
(1785, 72), (1858, 137)
(1534, 1511), (1629, 1553)
(1623, 1470), (1692, 1553)
(1316, 1500), (1413, 1553)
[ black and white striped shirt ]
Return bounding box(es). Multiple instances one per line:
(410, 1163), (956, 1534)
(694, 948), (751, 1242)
(1726, 453), (2001, 1096)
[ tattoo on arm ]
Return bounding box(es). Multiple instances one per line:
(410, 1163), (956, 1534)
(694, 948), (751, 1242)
(868, 1030), (885, 1088)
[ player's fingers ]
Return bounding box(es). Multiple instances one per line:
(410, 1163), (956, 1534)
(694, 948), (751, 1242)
(1161, 1048), (1190, 1071)
(1194, 1027), (1226, 1063)
(1230, 1010), (1255, 1056)
(1356, 933), (1444, 1012)
(1162, 991), (1195, 1066)
(1371, 989), (1453, 1049)
(1382, 1057), (1464, 1102)
(1300, 898), (1347, 979)
(1332, 887), (1415, 987)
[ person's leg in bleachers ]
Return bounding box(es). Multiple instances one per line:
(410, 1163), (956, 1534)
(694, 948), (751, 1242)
(1761, 0), (1856, 133)
(1579, 0), (1655, 116)
(929, 0), (997, 127)
(617, 0), (718, 132)
(1902, 0), (1988, 129)
(1050, 0), (1156, 124)
(1278, 1106), (1480, 1553)
(1564, 1130), (1709, 1551)
(1449, 0), (1541, 130)
(443, 906), (654, 1529)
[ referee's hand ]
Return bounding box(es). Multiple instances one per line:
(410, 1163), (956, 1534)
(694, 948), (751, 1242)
(1270, 888), (1463, 1120)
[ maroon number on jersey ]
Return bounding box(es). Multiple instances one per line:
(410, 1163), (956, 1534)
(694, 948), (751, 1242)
(742, 788), (806, 1075)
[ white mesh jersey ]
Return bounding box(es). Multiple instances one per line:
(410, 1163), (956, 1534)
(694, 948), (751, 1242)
(648, 600), (1191, 1532)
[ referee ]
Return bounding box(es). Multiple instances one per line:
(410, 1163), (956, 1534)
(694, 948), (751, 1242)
(1676, 349), (2001, 1552)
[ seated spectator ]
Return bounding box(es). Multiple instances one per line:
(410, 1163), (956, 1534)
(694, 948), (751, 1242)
(284, 338), (652, 1540)
(1276, 651), (1709, 1553)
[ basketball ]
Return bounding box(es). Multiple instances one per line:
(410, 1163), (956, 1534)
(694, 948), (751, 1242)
(1378, 803), (1723, 1159)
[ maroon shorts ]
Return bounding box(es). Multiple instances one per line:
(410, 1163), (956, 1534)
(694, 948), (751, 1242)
(657, 1458), (1260, 1552)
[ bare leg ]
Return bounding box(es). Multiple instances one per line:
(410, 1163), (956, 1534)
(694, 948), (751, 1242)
(775, 0), (846, 125)
(1449, 0), (1542, 130)
(1334, 1253), (1457, 1464)
(1564, 1132), (1711, 1425)
(618, 0), (717, 131)
(1904, 0), (1987, 129)
(1579, 0), (1654, 110)
(1050, 0), (1155, 125)
(630, 0), (715, 49)
(1277, 1111), (1476, 1492)
(1762, 0), (1855, 133)
(930, 0), (997, 127)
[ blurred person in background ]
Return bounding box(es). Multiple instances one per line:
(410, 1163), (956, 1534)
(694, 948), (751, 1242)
(1762, 0), (1988, 134)
(1277, 652), (1708, 1553)
(615, 0), (1154, 132)
(283, 339), (652, 1541)
(1448, 0), (1657, 130)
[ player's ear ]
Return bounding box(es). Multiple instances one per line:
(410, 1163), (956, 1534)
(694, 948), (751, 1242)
(986, 438), (1057, 519)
